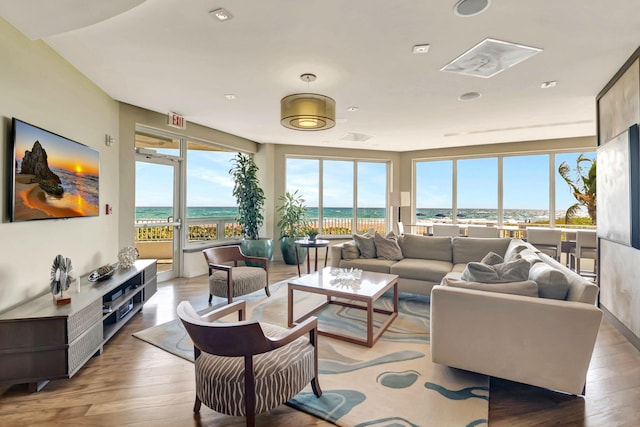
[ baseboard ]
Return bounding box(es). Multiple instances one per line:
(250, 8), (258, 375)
(601, 305), (640, 352)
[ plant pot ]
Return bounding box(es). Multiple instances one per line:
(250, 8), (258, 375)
(240, 238), (274, 266)
(280, 236), (307, 265)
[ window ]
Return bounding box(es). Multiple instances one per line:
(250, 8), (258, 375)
(555, 152), (596, 226)
(416, 160), (453, 222)
(185, 140), (239, 241)
(457, 157), (498, 223)
(286, 157), (389, 236)
(503, 154), (549, 225)
(414, 150), (593, 228)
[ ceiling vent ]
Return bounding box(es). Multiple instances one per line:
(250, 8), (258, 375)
(340, 133), (372, 142)
(441, 38), (542, 79)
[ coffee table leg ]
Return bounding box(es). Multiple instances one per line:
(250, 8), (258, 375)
(367, 300), (374, 347)
(295, 245), (301, 277)
(306, 248), (311, 274)
(314, 247), (319, 271)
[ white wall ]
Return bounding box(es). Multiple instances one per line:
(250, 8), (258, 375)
(0, 18), (119, 312)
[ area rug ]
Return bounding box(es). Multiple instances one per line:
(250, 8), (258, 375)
(133, 281), (489, 427)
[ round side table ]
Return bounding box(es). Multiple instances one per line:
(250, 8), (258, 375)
(294, 239), (330, 276)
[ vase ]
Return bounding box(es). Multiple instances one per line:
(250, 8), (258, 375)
(241, 238), (274, 266)
(280, 236), (307, 265)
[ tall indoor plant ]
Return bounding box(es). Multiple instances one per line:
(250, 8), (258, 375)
(276, 190), (308, 265)
(229, 153), (273, 261)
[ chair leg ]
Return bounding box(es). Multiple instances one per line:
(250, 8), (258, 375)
(576, 257), (581, 275)
(208, 294), (212, 304)
(311, 377), (322, 397)
(264, 285), (271, 297)
(246, 414), (255, 427)
(193, 396), (202, 413)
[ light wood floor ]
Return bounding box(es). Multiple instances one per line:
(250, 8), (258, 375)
(1, 261), (639, 426)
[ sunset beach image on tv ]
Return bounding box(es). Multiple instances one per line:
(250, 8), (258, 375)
(10, 119), (99, 221)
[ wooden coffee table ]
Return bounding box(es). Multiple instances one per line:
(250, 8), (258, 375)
(287, 267), (398, 347)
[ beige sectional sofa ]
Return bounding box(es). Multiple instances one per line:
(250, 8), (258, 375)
(330, 234), (602, 395)
(330, 235), (513, 295)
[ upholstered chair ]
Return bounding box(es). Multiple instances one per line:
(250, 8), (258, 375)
(432, 223), (461, 237)
(526, 227), (562, 261)
(177, 300), (322, 427)
(467, 225), (500, 238)
(570, 230), (597, 276)
(203, 246), (269, 304)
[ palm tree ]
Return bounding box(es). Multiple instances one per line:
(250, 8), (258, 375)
(558, 154), (596, 225)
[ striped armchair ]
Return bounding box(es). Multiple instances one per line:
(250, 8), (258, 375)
(177, 300), (322, 427)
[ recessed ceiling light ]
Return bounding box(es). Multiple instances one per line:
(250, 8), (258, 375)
(458, 92), (482, 101)
(412, 44), (430, 54)
(224, 94), (236, 100)
(347, 106), (359, 112)
(209, 8), (233, 21)
(454, 0), (491, 17)
(541, 81), (557, 89)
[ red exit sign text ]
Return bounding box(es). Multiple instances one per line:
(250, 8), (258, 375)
(168, 112), (186, 129)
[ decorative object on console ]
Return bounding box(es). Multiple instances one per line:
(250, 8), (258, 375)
(88, 263), (118, 282)
(50, 254), (73, 305)
(118, 246), (139, 269)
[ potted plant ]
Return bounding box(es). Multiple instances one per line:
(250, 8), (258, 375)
(276, 190), (308, 265)
(229, 153), (273, 262)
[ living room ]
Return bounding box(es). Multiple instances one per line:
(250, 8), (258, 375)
(1, 1), (640, 426)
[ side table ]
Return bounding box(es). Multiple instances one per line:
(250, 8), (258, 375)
(294, 239), (330, 276)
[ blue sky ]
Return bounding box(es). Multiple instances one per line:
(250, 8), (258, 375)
(136, 150), (595, 213)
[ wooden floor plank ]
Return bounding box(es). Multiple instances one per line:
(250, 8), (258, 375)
(1, 261), (639, 426)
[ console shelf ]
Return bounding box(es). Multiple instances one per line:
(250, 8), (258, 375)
(0, 259), (157, 391)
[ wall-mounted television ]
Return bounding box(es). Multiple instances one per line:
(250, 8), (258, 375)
(9, 118), (99, 221)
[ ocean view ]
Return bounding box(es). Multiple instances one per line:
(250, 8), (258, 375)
(136, 206), (572, 223)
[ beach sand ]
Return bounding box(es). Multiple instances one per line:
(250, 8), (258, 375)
(14, 175), (85, 220)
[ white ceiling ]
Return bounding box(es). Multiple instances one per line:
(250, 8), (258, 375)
(2, 0), (640, 152)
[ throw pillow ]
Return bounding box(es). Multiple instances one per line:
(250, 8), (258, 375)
(480, 251), (504, 266)
(513, 248), (543, 265)
(341, 241), (360, 260)
(528, 262), (570, 300)
(353, 229), (376, 259)
(374, 232), (404, 261)
(461, 258), (531, 283)
(442, 277), (539, 298)
(504, 239), (528, 262)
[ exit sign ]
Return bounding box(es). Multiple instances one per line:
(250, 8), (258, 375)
(168, 112), (186, 129)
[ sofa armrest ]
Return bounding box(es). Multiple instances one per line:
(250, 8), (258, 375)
(430, 285), (602, 395)
(329, 242), (347, 268)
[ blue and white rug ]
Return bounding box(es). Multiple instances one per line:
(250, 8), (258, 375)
(133, 281), (489, 427)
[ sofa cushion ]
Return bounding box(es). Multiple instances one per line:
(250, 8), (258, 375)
(480, 251), (504, 266)
(398, 234), (452, 262)
(452, 237), (511, 264)
(528, 262), (570, 300)
(353, 229), (376, 259)
(461, 258), (531, 283)
(339, 258), (396, 274)
(504, 238), (529, 262)
(390, 258), (453, 283)
(374, 232), (404, 261)
(341, 241), (360, 260)
(441, 277), (539, 298)
(451, 263), (468, 273)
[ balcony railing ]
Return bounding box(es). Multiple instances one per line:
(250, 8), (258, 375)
(134, 216), (389, 244)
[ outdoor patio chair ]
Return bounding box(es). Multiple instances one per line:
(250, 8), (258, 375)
(526, 227), (562, 261)
(570, 229), (597, 277)
(203, 246), (269, 304)
(177, 300), (322, 427)
(467, 225), (500, 238)
(432, 224), (461, 237)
